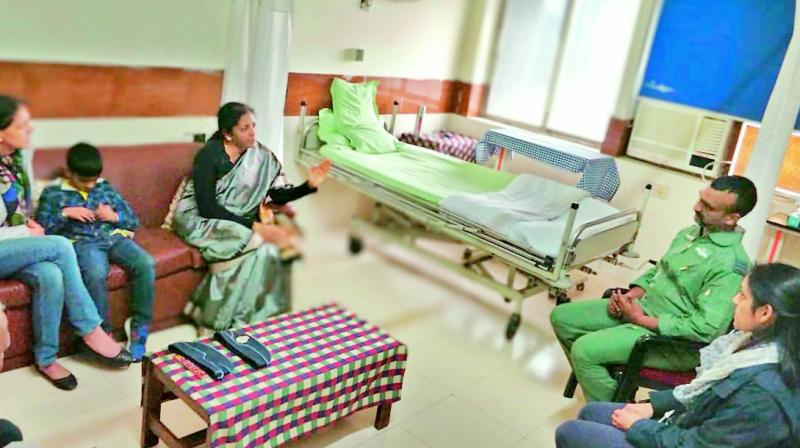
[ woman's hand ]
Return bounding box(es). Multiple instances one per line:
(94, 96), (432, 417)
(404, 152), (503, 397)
(26, 219), (45, 237)
(308, 159), (332, 188)
(252, 222), (295, 248)
(611, 404), (652, 431)
(621, 403), (654, 419)
(259, 203), (275, 224)
(0, 304), (11, 371)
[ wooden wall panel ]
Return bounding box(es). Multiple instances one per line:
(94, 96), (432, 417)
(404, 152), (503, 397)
(0, 62), (486, 119)
(284, 73), (485, 117)
(0, 62), (222, 118)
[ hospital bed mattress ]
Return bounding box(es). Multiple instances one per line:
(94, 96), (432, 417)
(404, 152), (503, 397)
(319, 143), (514, 205)
(319, 142), (634, 258)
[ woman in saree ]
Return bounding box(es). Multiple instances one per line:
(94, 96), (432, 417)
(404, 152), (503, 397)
(173, 102), (330, 330)
(554, 262), (800, 448)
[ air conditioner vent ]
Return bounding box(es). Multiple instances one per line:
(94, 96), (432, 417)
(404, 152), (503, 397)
(694, 116), (729, 156)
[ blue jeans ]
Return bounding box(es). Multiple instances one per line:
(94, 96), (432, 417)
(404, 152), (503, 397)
(0, 236), (102, 366)
(556, 402), (634, 448)
(73, 237), (155, 332)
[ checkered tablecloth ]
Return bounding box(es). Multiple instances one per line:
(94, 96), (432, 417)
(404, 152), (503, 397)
(399, 130), (478, 162)
(151, 304), (407, 448)
(475, 128), (620, 200)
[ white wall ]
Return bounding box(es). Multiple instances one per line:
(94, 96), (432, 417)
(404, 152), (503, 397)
(0, 0), (228, 147)
(0, 0), (228, 70)
(31, 117), (216, 149)
(290, 0), (473, 80)
(455, 0), (502, 84)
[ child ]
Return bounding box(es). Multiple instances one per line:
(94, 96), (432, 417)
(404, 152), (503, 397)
(36, 143), (154, 361)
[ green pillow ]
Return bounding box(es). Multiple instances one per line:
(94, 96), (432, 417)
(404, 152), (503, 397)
(340, 124), (398, 154)
(317, 108), (349, 146)
(330, 78), (380, 126)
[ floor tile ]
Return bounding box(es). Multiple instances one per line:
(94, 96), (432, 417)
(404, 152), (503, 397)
(358, 427), (429, 448)
(454, 369), (581, 435)
(400, 397), (522, 448)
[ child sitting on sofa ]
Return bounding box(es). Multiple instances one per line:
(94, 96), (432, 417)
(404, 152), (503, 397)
(35, 143), (155, 361)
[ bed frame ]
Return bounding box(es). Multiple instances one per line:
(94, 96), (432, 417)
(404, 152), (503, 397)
(295, 102), (651, 339)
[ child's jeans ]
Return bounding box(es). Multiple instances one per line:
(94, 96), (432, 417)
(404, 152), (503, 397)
(73, 236), (155, 332)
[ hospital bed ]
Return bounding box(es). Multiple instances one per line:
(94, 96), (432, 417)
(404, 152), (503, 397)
(295, 102), (651, 339)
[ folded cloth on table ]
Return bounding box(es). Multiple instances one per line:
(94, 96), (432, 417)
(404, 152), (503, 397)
(214, 329), (273, 369)
(169, 341), (235, 380)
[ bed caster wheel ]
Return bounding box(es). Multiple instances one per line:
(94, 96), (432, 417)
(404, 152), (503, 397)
(576, 283), (585, 292)
(555, 293), (571, 306)
(348, 236), (363, 255)
(505, 313), (521, 340)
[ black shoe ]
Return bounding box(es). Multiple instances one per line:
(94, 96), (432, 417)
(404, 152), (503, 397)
(94, 347), (134, 369)
(38, 368), (78, 391)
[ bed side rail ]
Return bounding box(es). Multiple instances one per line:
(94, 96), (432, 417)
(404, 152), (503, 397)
(567, 183), (652, 266)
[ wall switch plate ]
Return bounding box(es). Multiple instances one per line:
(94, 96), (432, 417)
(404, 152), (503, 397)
(344, 48), (365, 61)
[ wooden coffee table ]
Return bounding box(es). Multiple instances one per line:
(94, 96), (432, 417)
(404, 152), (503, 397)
(141, 304), (408, 447)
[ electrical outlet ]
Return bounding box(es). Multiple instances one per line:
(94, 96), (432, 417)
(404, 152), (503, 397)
(653, 183), (669, 200)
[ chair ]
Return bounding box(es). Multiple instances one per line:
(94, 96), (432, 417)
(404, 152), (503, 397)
(562, 288), (703, 402)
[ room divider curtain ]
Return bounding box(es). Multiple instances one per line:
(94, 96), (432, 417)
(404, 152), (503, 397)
(222, 0), (293, 160)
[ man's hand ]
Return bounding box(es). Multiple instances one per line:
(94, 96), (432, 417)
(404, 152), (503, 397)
(95, 204), (119, 223)
(616, 292), (659, 330)
(308, 159), (332, 188)
(611, 406), (650, 432)
(608, 287), (644, 318)
(62, 206), (96, 222)
(26, 219), (45, 236)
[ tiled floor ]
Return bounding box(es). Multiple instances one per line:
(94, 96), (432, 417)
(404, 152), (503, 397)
(0, 225), (628, 448)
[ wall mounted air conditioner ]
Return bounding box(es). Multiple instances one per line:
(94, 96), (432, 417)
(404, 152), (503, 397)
(627, 98), (734, 176)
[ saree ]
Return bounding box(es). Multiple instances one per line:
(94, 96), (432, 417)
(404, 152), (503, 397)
(173, 142), (289, 330)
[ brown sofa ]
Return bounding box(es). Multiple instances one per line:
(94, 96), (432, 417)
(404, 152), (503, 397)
(1, 143), (206, 371)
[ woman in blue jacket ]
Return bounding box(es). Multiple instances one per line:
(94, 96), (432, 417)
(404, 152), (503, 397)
(556, 262), (800, 448)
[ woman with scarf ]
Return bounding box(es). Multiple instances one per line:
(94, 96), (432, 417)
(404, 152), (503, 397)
(0, 95), (132, 390)
(555, 262), (800, 448)
(173, 102), (330, 331)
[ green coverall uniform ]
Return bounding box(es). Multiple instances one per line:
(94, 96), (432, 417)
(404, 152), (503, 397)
(550, 224), (750, 401)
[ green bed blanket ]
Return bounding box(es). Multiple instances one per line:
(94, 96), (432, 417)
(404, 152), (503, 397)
(319, 142), (515, 205)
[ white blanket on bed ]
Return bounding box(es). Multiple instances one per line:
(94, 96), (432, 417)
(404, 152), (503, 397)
(439, 174), (589, 235)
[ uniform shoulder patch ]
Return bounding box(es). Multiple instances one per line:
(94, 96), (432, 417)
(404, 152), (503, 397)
(733, 259), (749, 276)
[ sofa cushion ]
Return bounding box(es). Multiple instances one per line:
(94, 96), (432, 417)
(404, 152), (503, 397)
(134, 228), (203, 279)
(0, 280), (30, 308)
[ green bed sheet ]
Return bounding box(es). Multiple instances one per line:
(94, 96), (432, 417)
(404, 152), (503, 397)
(319, 142), (515, 205)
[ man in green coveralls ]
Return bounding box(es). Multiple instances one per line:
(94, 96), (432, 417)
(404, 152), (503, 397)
(550, 175), (757, 401)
